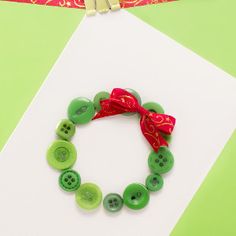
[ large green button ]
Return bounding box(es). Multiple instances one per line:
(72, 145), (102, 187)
(93, 91), (110, 112)
(148, 146), (174, 174)
(145, 174), (164, 192)
(67, 97), (95, 124)
(143, 102), (164, 114)
(103, 193), (123, 213)
(59, 169), (81, 192)
(123, 183), (149, 210)
(47, 140), (77, 170)
(75, 183), (102, 210)
(56, 119), (75, 141)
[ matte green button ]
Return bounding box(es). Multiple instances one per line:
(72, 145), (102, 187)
(143, 102), (164, 114)
(148, 146), (174, 174)
(145, 174), (164, 192)
(56, 119), (75, 141)
(103, 193), (123, 213)
(93, 91), (110, 112)
(75, 183), (102, 210)
(67, 97), (95, 124)
(59, 169), (81, 192)
(47, 140), (77, 170)
(123, 183), (149, 210)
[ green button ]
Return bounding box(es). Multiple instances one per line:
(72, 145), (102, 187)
(123, 183), (149, 210)
(148, 146), (174, 174)
(93, 91), (110, 112)
(145, 174), (164, 192)
(75, 183), (102, 210)
(56, 119), (75, 141)
(67, 97), (95, 124)
(59, 169), (81, 192)
(103, 193), (123, 213)
(47, 140), (77, 170)
(143, 102), (164, 114)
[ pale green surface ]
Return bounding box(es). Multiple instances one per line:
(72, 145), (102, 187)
(0, 2), (85, 150)
(171, 130), (236, 236)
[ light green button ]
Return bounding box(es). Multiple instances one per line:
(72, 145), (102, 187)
(93, 91), (110, 112)
(56, 119), (75, 141)
(143, 102), (164, 114)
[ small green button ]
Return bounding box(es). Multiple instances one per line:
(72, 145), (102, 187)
(67, 97), (95, 124)
(148, 146), (174, 174)
(56, 119), (75, 141)
(143, 102), (164, 114)
(75, 183), (102, 210)
(103, 193), (123, 213)
(93, 91), (110, 112)
(123, 183), (149, 210)
(59, 169), (81, 192)
(145, 174), (164, 192)
(47, 140), (77, 170)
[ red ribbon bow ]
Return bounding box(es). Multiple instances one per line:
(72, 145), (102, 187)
(93, 88), (176, 152)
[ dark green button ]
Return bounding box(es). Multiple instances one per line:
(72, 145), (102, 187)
(123, 183), (149, 210)
(47, 140), (77, 170)
(67, 97), (95, 124)
(56, 119), (75, 141)
(93, 91), (110, 112)
(75, 183), (102, 210)
(103, 193), (123, 213)
(145, 174), (164, 192)
(143, 102), (164, 114)
(148, 146), (174, 174)
(59, 169), (81, 192)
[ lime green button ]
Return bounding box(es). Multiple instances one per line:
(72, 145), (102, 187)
(47, 140), (77, 170)
(75, 183), (102, 210)
(123, 183), (149, 210)
(67, 97), (95, 124)
(103, 193), (123, 213)
(148, 146), (174, 174)
(56, 119), (75, 141)
(145, 174), (164, 192)
(143, 102), (164, 114)
(93, 91), (110, 112)
(59, 169), (81, 192)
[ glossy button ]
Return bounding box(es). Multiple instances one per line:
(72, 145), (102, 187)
(123, 183), (149, 210)
(148, 146), (174, 174)
(145, 174), (163, 192)
(93, 91), (110, 112)
(59, 169), (81, 192)
(75, 183), (102, 210)
(67, 97), (95, 124)
(103, 193), (123, 213)
(56, 119), (75, 140)
(47, 140), (77, 170)
(143, 102), (164, 114)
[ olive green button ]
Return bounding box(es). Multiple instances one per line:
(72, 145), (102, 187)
(59, 169), (81, 192)
(143, 102), (164, 114)
(75, 183), (102, 210)
(123, 183), (149, 210)
(148, 146), (174, 174)
(56, 119), (75, 141)
(145, 174), (164, 192)
(93, 91), (110, 112)
(67, 97), (95, 124)
(103, 193), (123, 213)
(47, 140), (77, 170)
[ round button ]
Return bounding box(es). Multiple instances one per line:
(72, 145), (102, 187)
(143, 102), (164, 114)
(47, 140), (77, 170)
(56, 119), (75, 141)
(123, 183), (149, 210)
(67, 97), (95, 124)
(59, 169), (81, 192)
(145, 174), (164, 192)
(103, 193), (123, 213)
(148, 146), (174, 174)
(93, 91), (110, 112)
(75, 183), (102, 210)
